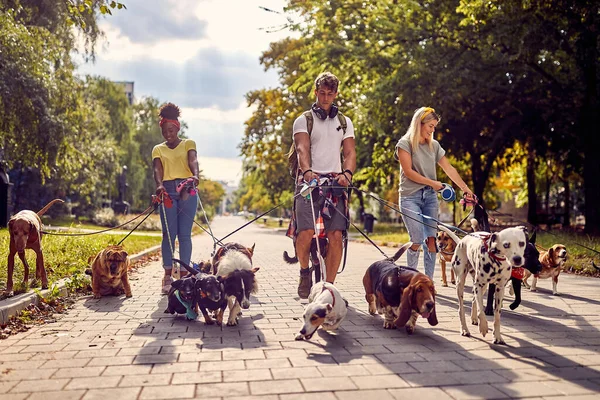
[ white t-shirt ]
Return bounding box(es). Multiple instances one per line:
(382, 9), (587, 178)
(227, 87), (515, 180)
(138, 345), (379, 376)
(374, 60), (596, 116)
(292, 110), (355, 175)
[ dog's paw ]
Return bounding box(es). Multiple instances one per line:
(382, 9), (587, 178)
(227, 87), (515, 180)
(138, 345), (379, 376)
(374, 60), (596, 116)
(93, 293), (102, 299)
(493, 335), (506, 345)
(479, 318), (489, 337)
(441, 282), (448, 287)
(294, 333), (304, 341)
(125, 293), (133, 298)
(405, 325), (415, 335)
(553, 292), (560, 296)
(383, 320), (396, 329)
(530, 287), (537, 292)
(461, 329), (471, 337)
(368, 305), (377, 315)
(451, 280), (456, 285)
(226, 318), (239, 326)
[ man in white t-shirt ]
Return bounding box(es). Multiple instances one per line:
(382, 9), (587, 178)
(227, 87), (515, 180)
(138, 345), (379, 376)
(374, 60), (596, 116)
(292, 72), (356, 298)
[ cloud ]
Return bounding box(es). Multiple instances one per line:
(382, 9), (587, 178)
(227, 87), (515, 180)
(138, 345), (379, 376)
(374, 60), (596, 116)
(198, 156), (242, 185)
(78, 46), (277, 110)
(105, 0), (208, 43)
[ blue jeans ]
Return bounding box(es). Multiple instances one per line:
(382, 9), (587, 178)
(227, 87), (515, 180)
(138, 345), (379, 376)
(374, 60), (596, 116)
(399, 187), (439, 278)
(159, 179), (198, 269)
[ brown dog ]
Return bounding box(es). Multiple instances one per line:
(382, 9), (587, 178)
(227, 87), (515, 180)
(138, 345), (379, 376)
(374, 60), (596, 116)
(6, 199), (64, 295)
(87, 245), (132, 299)
(363, 243), (438, 334)
(436, 230), (456, 286)
(523, 244), (567, 295)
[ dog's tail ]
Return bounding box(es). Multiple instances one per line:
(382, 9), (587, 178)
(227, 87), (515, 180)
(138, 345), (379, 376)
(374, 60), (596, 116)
(388, 242), (414, 262)
(438, 225), (461, 245)
(172, 258), (199, 276)
(283, 251), (298, 264)
(37, 199), (65, 217)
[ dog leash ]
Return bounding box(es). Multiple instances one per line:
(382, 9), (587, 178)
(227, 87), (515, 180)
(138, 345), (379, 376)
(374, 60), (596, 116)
(41, 205), (155, 237)
(194, 189), (219, 257)
(157, 191), (179, 279)
(305, 179), (327, 282)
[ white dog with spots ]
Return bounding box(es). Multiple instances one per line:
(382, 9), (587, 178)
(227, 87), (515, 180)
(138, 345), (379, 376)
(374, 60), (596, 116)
(439, 225), (528, 344)
(295, 281), (348, 341)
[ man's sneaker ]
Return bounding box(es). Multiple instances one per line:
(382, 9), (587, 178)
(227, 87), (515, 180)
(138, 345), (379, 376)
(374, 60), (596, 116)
(298, 268), (312, 299)
(161, 275), (173, 295)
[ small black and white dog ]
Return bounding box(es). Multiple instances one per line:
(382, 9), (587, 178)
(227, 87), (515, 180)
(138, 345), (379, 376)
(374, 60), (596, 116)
(171, 259), (226, 324)
(164, 274), (199, 321)
(213, 248), (260, 326)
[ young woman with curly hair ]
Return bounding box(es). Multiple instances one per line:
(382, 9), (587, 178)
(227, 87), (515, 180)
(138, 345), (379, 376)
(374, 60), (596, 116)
(152, 103), (200, 294)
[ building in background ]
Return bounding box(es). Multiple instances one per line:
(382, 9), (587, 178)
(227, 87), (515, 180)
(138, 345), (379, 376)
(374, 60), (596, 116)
(115, 81), (134, 105)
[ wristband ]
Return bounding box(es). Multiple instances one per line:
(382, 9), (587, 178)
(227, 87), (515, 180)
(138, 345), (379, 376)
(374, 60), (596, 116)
(343, 169), (353, 177)
(302, 169), (313, 178)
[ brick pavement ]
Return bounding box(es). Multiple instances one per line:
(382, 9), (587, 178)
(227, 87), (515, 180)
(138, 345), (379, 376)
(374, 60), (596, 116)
(1, 215), (599, 399)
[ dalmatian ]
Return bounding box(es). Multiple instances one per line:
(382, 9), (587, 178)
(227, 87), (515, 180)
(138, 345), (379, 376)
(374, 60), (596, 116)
(438, 225), (528, 345)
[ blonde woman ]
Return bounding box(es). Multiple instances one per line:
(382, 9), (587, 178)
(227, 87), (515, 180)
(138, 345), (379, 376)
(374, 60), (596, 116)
(395, 107), (474, 279)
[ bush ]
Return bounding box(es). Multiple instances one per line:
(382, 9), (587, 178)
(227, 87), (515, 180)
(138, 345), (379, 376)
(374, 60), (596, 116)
(93, 207), (118, 227)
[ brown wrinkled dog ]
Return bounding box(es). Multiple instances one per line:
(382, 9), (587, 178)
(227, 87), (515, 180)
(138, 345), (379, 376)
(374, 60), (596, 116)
(6, 199), (64, 295)
(436, 230), (457, 287)
(87, 245), (132, 299)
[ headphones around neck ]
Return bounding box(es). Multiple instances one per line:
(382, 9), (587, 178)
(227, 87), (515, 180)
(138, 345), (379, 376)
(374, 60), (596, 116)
(312, 102), (339, 120)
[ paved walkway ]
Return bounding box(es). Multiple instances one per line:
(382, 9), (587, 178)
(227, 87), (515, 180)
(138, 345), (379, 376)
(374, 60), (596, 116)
(1, 216), (599, 399)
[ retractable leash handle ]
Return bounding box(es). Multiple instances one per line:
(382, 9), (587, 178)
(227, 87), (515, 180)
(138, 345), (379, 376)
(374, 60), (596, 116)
(438, 183), (456, 202)
(300, 178), (318, 199)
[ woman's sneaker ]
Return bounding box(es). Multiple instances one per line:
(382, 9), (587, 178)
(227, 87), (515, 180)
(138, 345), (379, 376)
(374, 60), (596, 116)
(297, 268), (312, 299)
(161, 276), (173, 295)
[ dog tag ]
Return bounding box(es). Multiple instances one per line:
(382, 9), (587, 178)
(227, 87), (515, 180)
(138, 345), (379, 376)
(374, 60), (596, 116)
(172, 264), (181, 280)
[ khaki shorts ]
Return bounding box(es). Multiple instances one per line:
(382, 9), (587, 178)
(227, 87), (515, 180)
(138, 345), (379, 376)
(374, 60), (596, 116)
(294, 184), (347, 233)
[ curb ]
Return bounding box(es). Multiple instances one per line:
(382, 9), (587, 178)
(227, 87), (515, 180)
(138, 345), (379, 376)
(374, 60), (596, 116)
(0, 245), (162, 326)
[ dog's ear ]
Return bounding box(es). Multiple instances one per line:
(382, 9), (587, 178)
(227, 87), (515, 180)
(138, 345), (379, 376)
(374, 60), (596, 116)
(395, 285), (414, 328)
(529, 230), (537, 245)
(171, 279), (183, 290)
(251, 267), (260, 274)
(489, 233), (499, 252)
(427, 302), (439, 326)
(8, 219), (14, 232)
(548, 247), (555, 261)
(248, 243), (255, 257)
(326, 304), (333, 313)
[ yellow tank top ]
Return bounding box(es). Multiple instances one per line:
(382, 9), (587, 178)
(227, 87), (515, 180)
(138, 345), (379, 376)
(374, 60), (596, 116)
(152, 139), (197, 181)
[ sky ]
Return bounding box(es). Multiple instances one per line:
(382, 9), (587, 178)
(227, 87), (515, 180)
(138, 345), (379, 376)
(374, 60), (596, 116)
(76, 0), (292, 185)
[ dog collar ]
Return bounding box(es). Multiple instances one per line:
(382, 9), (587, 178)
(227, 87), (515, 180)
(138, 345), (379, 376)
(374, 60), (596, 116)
(174, 290), (198, 320)
(322, 285), (336, 308)
(440, 249), (454, 256)
(479, 234), (506, 262)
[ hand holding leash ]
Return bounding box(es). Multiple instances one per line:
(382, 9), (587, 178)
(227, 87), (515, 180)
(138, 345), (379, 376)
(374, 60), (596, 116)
(300, 178), (318, 199)
(437, 183), (456, 202)
(152, 191), (173, 209)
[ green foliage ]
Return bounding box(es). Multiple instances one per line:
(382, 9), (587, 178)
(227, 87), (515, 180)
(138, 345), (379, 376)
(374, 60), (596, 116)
(242, 0), (598, 230)
(0, 228), (160, 288)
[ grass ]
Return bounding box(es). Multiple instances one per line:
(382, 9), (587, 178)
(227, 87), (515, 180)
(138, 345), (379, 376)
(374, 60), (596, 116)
(0, 229), (161, 293)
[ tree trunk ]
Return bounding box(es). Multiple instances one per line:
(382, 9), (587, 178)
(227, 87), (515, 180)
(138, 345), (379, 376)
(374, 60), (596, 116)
(580, 11), (600, 235)
(526, 147), (537, 225)
(562, 177), (570, 228)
